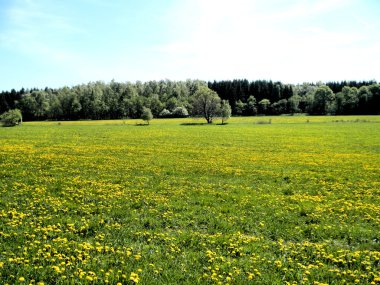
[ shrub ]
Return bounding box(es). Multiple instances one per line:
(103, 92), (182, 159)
(172, 106), (189, 118)
(220, 100), (232, 124)
(0, 109), (22, 127)
(141, 107), (153, 124)
(159, 109), (172, 118)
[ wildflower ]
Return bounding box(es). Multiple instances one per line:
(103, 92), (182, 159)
(275, 260), (282, 268)
(130, 272), (139, 283)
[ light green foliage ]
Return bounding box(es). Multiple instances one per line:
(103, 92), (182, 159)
(172, 106), (189, 118)
(288, 95), (301, 114)
(340, 86), (359, 114)
(148, 94), (164, 116)
(271, 99), (288, 115)
(258, 98), (270, 114)
(235, 99), (246, 116)
(220, 100), (231, 124)
(246, 95), (257, 115)
(165, 97), (179, 111)
(159, 108), (171, 117)
(141, 107), (153, 124)
(0, 116), (379, 284)
(191, 86), (221, 123)
(313, 85), (335, 114)
(0, 109), (22, 127)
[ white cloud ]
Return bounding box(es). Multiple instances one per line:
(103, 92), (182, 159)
(153, 0), (380, 83)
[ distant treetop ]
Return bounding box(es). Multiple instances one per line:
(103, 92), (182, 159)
(0, 79), (378, 121)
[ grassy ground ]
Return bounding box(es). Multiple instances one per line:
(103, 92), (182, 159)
(0, 116), (379, 284)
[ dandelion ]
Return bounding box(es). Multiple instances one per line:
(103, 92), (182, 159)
(130, 272), (139, 283)
(275, 260), (282, 268)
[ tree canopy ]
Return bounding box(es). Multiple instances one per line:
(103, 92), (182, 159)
(220, 100), (232, 125)
(191, 86), (221, 123)
(0, 79), (379, 121)
(0, 109), (22, 127)
(141, 107), (153, 125)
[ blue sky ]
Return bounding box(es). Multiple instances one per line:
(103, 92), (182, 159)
(0, 0), (379, 90)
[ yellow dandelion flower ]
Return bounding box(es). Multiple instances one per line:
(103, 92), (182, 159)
(130, 272), (139, 283)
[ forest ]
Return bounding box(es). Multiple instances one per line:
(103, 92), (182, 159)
(0, 79), (379, 121)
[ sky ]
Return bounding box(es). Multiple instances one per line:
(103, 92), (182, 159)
(0, 0), (379, 90)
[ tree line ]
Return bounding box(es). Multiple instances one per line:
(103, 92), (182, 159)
(209, 80), (379, 116)
(0, 79), (379, 121)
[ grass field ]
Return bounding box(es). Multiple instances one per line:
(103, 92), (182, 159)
(1, 116), (379, 284)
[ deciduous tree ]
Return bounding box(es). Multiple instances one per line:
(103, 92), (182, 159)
(246, 96), (257, 115)
(0, 109), (22, 127)
(191, 86), (221, 123)
(141, 107), (153, 125)
(313, 86), (335, 115)
(220, 100), (232, 125)
(258, 99), (271, 114)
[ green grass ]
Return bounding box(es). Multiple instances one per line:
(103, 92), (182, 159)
(0, 116), (379, 284)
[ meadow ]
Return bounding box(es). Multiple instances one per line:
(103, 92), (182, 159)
(0, 116), (379, 284)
